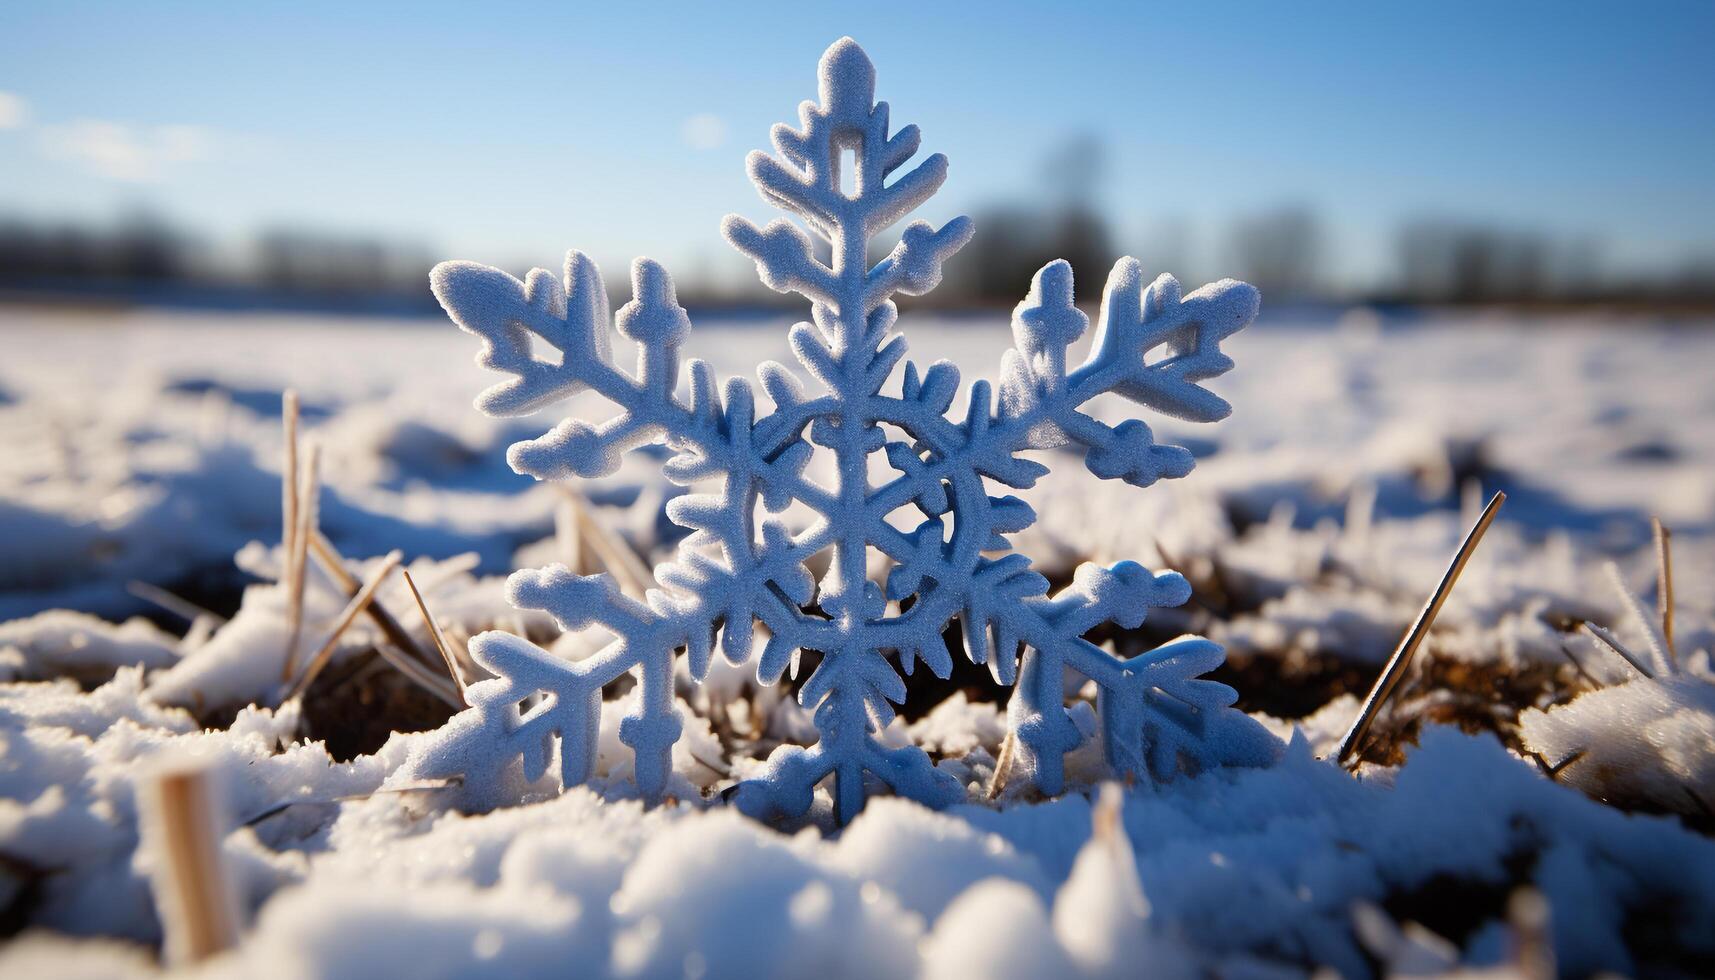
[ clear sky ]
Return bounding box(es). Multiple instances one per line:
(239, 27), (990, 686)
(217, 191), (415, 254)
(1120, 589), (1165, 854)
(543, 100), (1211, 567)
(2, 1), (1711, 291)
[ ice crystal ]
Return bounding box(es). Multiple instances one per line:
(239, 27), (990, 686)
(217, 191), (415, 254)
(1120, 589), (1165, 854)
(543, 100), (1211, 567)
(417, 37), (1271, 822)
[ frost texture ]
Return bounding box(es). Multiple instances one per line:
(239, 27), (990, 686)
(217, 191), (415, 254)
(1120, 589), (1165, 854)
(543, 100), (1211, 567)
(419, 37), (1268, 821)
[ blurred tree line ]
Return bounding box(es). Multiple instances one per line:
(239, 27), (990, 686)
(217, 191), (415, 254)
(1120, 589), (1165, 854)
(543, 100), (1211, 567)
(941, 134), (1116, 305)
(0, 210), (435, 311)
(4, 157), (1713, 311)
(0, 211), (188, 284)
(915, 135), (1714, 309)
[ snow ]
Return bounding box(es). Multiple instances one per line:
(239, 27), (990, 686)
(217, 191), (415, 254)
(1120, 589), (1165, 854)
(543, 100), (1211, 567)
(8, 708), (1714, 977)
(825, 796), (1051, 919)
(921, 879), (1073, 978)
(1520, 674), (1715, 813)
(0, 612), (180, 683)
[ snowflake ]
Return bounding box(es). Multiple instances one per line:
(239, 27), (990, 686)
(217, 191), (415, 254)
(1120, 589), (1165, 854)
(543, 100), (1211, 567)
(415, 37), (1272, 822)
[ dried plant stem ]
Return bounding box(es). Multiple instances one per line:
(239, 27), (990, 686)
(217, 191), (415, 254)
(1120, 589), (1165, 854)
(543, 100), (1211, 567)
(1555, 641), (1599, 689)
(281, 389), (300, 578)
(1604, 561), (1673, 676)
(242, 778), (463, 827)
(1091, 782), (1123, 842)
(280, 441), (320, 681)
(317, 624), (461, 709)
(284, 550), (401, 702)
(142, 762), (239, 965)
(307, 532), (358, 592)
(1335, 491), (1506, 767)
(1546, 748), (1586, 778)
(562, 488), (655, 599)
(1581, 623), (1654, 679)
(126, 580), (226, 627)
(686, 751), (730, 777)
(1509, 889), (1555, 980)
(279, 391), (301, 650)
(402, 552), (481, 595)
(441, 622), (481, 682)
(401, 567), (468, 706)
(370, 638), (464, 709)
(301, 538), (460, 707)
(556, 496), (583, 573)
(1653, 516), (1676, 660)
(308, 531), (438, 671)
(985, 730), (1017, 801)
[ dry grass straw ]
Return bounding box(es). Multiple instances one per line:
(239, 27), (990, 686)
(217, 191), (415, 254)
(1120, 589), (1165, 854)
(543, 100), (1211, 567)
(1604, 560), (1674, 675)
(560, 488), (654, 599)
(556, 495), (583, 573)
(126, 580), (225, 628)
(402, 567), (469, 706)
(1653, 516), (1676, 659)
(241, 778), (464, 827)
(294, 533), (463, 707)
(278, 391), (301, 676)
(1581, 622), (1654, 679)
(284, 550), (402, 702)
(1335, 491), (1506, 767)
(280, 439), (320, 681)
(309, 531), (441, 672)
(281, 389), (300, 574)
(367, 634), (465, 709)
(1567, 522), (1678, 683)
(985, 730), (1017, 801)
(141, 760), (240, 965)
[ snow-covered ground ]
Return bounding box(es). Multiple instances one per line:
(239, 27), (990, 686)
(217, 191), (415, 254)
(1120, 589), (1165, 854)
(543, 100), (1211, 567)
(2, 303), (1713, 976)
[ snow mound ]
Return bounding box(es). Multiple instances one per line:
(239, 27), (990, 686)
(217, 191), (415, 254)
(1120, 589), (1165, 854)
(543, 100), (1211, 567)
(1520, 675), (1715, 815)
(0, 612), (180, 685)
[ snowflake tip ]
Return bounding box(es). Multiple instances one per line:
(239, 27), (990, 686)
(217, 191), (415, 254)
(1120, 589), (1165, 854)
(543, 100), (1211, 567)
(506, 565), (617, 632)
(616, 258), (690, 347)
(757, 633), (795, 686)
(1014, 259), (1088, 358)
(819, 37), (876, 113)
(507, 418), (617, 480)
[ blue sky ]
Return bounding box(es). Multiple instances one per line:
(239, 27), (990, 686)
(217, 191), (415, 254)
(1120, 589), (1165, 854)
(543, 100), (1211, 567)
(2, 1), (1711, 291)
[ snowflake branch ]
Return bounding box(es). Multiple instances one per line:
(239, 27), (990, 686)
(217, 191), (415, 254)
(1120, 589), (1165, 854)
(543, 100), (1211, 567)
(721, 216), (839, 304)
(431, 251), (613, 417)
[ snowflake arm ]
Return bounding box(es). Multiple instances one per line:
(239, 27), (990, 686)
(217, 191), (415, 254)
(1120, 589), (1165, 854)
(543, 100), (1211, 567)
(433, 253), (822, 497)
(428, 251), (612, 416)
(721, 39), (972, 319)
(1006, 563), (1207, 793)
(397, 569), (662, 806)
(425, 251), (837, 802)
(504, 569), (682, 798)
